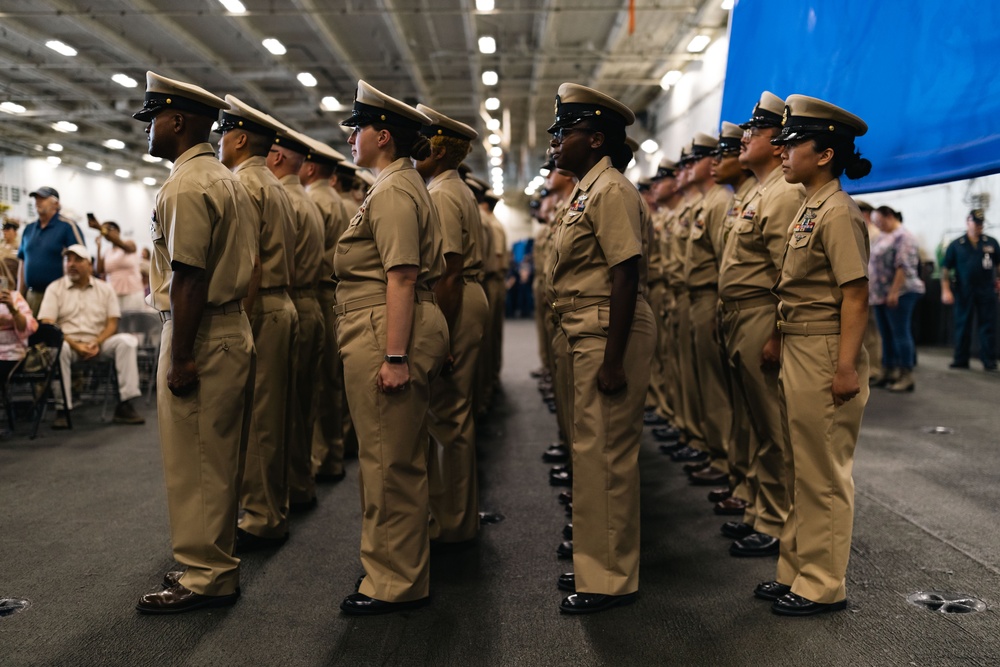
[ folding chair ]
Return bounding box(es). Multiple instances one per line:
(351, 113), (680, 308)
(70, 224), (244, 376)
(118, 310), (162, 401)
(5, 323), (72, 438)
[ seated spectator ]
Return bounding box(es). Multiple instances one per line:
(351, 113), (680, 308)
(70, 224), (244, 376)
(0, 284), (38, 380)
(38, 244), (144, 428)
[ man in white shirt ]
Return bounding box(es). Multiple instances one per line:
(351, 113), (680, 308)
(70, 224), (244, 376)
(38, 244), (144, 428)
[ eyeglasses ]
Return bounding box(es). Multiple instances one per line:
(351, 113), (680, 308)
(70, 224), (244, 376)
(741, 127), (770, 142)
(551, 127), (595, 143)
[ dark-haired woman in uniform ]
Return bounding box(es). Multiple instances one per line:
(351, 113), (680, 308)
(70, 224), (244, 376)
(547, 83), (655, 614)
(335, 81), (448, 615)
(754, 95), (872, 616)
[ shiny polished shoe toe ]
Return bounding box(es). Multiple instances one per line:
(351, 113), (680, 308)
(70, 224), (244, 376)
(556, 540), (573, 559)
(707, 487), (732, 503)
(753, 581), (791, 601)
(136, 584), (239, 614)
(730, 532), (779, 557)
(339, 593), (430, 615)
(557, 572), (576, 592)
(772, 592), (847, 616)
(161, 570), (184, 589)
(559, 592), (637, 614)
(714, 497), (749, 516)
(549, 470), (573, 487)
(720, 521), (755, 540)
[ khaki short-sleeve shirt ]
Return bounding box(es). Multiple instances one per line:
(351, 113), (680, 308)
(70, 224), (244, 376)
(484, 211), (508, 277)
(305, 181), (349, 287)
(647, 208), (670, 284)
(38, 275), (119, 342)
(550, 156), (646, 301)
(334, 158), (443, 303)
(776, 178), (869, 323)
(149, 143), (257, 311)
(280, 174), (325, 289)
(233, 157), (295, 290)
(427, 170), (484, 277)
(666, 195), (700, 290)
(684, 184), (733, 289)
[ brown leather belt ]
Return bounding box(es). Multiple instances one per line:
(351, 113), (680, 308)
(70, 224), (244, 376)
(258, 286), (286, 296)
(551, 296), (609, 315)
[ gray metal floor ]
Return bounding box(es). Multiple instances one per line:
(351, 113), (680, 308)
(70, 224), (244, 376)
(1, 319), (998, 666)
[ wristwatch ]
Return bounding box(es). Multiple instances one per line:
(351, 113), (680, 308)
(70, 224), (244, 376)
(384, 354), (409, 364)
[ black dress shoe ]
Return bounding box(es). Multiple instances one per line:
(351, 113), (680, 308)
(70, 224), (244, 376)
(289, 497), (318, 513)
(564, 502), (573, 517)
(557, 491), (572, 505)
(683, 460), (712, 474)
(689, 467), (728, 485)
(652, 426), (681, 441)
(162, 570), (183, 588)
(658, 441), (686, 455)
(340, 592), (430, 616)
(549, 470), (572, 487)
(714, 497), (749, 516)
(772, 592), (847, 616)
(707, 487), (732, 503)
(562, 523), (573, 540)
(557, 572), (576, 592)
(643, 412), (669, 426)
(316, 471), (346, 484)
(542, 444), (569, 463)
(550, 464), (569, 474)
(671, 447), (709, 463)
(730, 532), (779, 557)
(557, 540), (573, 559)
(560, 592), (637, 614)
(236, 528), (288, 553)
(546, 401), (557, 414)
(754, 581), (791, 601)
(720, 521), (755, 540)
(136, 584), (239, 614)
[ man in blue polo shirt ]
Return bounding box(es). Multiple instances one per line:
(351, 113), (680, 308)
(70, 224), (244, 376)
(941, 209), (999, 371)
(18, 186), (85, 315)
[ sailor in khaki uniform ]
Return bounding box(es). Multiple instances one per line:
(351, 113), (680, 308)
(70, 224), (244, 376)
(757, 95), (871, 616)
(336, 81), (448, 615)
(478, 189), (507, 411)
(132, 72), (257, 613)
(413, 104), (490, 543)
(216, 95), (298, 550)
(267, 124), (326, 511)
(719, 93), (804, 551)
(297, 135), (352, 483)
(547, 83), (655, 614)
(644, 160), (675, 427)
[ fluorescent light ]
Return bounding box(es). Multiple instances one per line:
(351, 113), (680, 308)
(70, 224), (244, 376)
(489, 146), (502, 157)
(45, 40), (77, 57)
(1, 102), (26, 114)
(47, 143), (63, 152)
(47, 156), (62, 166)
(211, 121), (219, 132)
(218, 0), (247, 12)
(540, 168), (550, 177)
(488, 134), (501, 145)
(524, 187), (535, 196)
(493, 187), (503, 195)
(478, 36), (496, 54)
(640, 139), (659, 154)
(321, 96), (340, 111)
(142, 154), (163, 163)
(163, 161), (173, 169)
(111, 73), (138, 88)
(482, 71), (498, 86)
(297, 72), (318, 87)
(628, 157), (636, 168)
(142, 177), (157, 186)
(490, 156), (502, 166)
(659, 70), (683, 90)
(720, 0), (735, 9)
(53, 121), (78, 133)
(262, 38), (286, 55)
(476, 0), (495, 10)
(115, 169), (130, 178)
(491, 167), (503, 177)
(86, 162), (102, 171)
(104, 139), (126, 150)
(686, 35), (711, 53)
(485, 97), (500, 111)
(486, 117), (500, 131)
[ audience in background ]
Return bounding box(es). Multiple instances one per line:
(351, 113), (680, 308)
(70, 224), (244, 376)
(18, 187), (86, 315)
(89, 216), (147, 311)
(0, 283), (38, 379)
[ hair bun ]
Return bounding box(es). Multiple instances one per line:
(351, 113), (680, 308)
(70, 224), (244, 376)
(845, 154), (871, 180)
(410, 134), (432, 161)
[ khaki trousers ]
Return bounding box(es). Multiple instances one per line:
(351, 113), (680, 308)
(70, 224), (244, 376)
(157, 310), (255, 596)
(645, 282), (673, 420)
(288, 294), (324, 505)
(720, 302), (789, 536)
(663, 290), (686, 435)
(864, 309), (883, 378)
(675, 291), (705, 449)
(552, 317), (574, 449)
(239, 292), (296, 539)
(777, 332), (869, 603)
(561, 300), (655, 596)
(428, 282), (489, 542)
(338, 301), (448, 602)
(533, 277), (551, 374)
(477, 275), (505, 408)
(312, 287), (347, 477)
(689, 291), (732, 467)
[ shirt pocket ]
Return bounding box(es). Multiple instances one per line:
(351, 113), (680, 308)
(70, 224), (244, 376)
(337, 210), (365, 254)
(788, 232), (813, 250)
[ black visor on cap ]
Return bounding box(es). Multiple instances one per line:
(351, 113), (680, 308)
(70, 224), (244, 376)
(273, 134), (310, 156)
(739, 103), (784, 130)
(306, 152), (340, 167)
(652, 166), (676, 180)
(547, 96), (625, 134)
(771, 116), (860, 146)
(216, 112), (277, 141)
(132, 91), (220, 122)
(340, 100), (421, 131)
(419, 125), (470, 140)
(715, 137), (742, 154)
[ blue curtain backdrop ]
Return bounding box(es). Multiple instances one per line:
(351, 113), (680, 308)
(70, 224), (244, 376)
(720, 0), (1000, 194)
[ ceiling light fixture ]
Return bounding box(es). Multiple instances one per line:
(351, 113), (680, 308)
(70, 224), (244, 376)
(486, 117), (500, 131)
(218, 0), (247, 13)
(482, 71), (498, 86)
(297, 72), (318, 87)
(53, 121), (78, 133)
(143, 177), (157, 186)
(488, 134), (501, 145)
(640, 139), (659, 154)
(111, 73), (138, 88)
(45, 40), (77, 57)
(478, 36), (496, 54)
(47, 156), (62, 166)
(491, 167), (503, 177)
(659, 70), (684, 90)
(47, 143), (63, 152)
(476, 0), (495, 10)
(321, 96), (340, 111)
(720, 0), (735, 9)
(1, 102), (27, 114)
(115, 169), (130, 178)
(262, 38), (286, 55)
(104, 139), (126, 150)
(686, 35), (711, 53)
(485, 97), (500, 111)
(490, 156), (502, 166)
(142, 154), (163, 163)
(489, 146), (502, 157)
(86, 162), (102, 171)
(540, 168), (551, 177)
